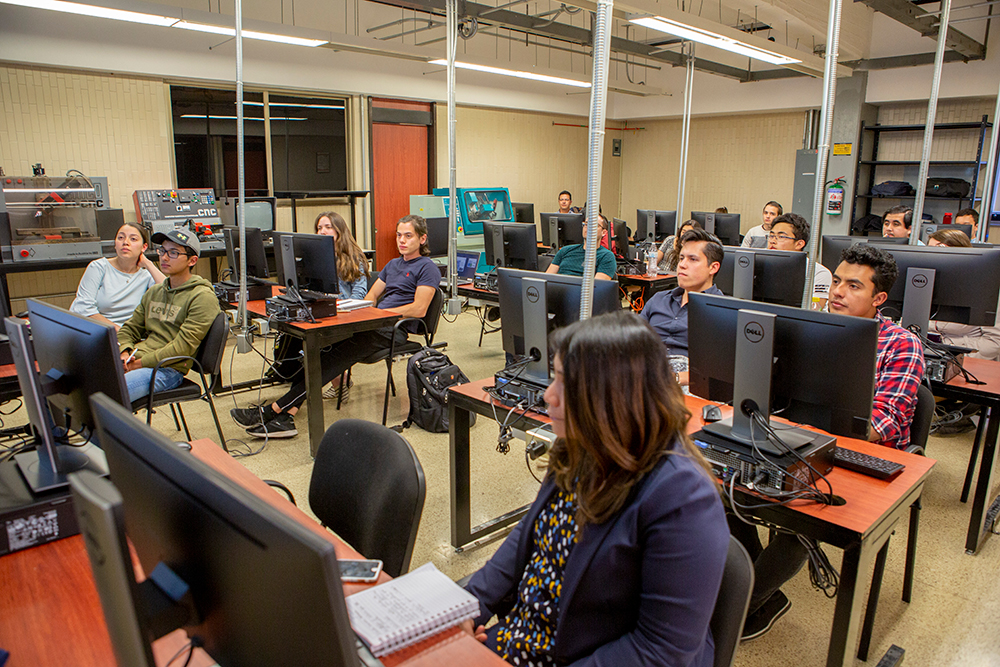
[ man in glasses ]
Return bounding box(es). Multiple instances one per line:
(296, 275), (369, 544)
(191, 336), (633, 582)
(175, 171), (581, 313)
(766, 213), (832, 310)
(117, 228), (220, 402)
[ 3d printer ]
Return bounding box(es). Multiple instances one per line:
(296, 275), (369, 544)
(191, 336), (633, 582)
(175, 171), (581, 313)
(0, 169), (103, 263)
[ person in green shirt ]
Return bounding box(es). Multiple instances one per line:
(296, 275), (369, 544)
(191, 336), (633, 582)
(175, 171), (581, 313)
(546, 214), (618, 280)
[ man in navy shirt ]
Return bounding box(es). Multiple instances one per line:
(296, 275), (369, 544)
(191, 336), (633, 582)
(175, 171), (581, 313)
(640, 227), (724, 385)
(232, 214), (439, 437)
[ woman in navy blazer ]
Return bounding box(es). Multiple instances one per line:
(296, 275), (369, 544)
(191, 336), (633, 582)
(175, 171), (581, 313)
(465, 311), (729, 667)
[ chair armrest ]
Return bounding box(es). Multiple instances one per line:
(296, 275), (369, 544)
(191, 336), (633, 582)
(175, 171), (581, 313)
(143, 355), (205, 416)
(391, 317), (431, 348)
(263, 480), (297, 505)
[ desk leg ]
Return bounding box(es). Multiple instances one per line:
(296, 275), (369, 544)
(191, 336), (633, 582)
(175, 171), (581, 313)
(302, 333), (326, 458)
(966, 404), (1000, 554)
(962, 406), (988, 503)
(450, 401), (472, 549)
(826, 542), (873, 667)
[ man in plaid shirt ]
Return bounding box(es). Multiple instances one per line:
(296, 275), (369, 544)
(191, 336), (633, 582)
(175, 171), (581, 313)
(733, 243), (926, 642)
(827, 243), (925, 449)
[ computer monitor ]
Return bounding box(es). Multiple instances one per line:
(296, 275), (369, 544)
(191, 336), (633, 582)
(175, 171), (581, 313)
(689, 292), (878, 447)
(877, 244), (1000, 334)
(84, 393), (360, 667)
(819, 235), (855, 273)
(635, 210), (676, 243)
(920, 223), (974, 244)
(691, 211), (741, 246)
(538, 212), (584, 249)
(218, 196), (276, 233)
(497, 268), (621, 384)
(223, 227), (269, 281)
(714, 247), (807, 307)
(272, 231), (339, 294)
(5, 299), (129, 492)
(512, 202), (535, 224)
(612, 218), (630, 259)
(484, 221), (539, 271)
(424, 216), (449, 258)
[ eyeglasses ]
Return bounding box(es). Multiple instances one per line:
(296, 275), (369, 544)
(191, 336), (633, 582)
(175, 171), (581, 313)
(767, 232), (796, 242)
(156, 247), (192, 259)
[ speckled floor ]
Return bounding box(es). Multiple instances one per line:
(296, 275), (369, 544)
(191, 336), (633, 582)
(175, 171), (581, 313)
(8, 303), (999, 666)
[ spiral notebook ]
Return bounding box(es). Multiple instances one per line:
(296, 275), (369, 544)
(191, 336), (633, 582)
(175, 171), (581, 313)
(345, 562), (480, 657)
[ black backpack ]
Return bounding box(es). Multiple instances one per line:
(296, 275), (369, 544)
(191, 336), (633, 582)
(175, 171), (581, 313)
(394, 347), (474, 433)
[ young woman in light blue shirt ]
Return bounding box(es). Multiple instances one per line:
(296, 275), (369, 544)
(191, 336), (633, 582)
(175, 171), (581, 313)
(315, 211), (370, 299)
(70, 222), (165, 329)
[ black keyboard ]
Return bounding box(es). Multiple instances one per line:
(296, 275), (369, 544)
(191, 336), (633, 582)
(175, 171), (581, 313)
(832, 447), (905, 481)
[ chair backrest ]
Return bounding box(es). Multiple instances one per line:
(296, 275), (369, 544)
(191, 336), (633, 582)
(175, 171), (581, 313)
(421, 287), (444, 344)
(909, 383), (935, 454)
(710, 535), (754, 667)
(194, 312), (230, 378)
(308, 419), (426, 578)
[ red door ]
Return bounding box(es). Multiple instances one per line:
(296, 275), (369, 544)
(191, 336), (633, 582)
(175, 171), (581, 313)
(370, 99), (433, 270)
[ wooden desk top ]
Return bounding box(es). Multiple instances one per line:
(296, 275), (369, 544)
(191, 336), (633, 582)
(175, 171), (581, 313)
(243, 287), (400, 332)
(616, 272), (676, 283)
(0, 439), (506, 667)
(944, 356), (1000, 396)
(0, 363), (15, 379)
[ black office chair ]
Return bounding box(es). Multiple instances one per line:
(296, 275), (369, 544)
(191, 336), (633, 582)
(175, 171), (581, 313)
(710, 536), (754, 667)
(856, 383), (934, 661)
(307, 419), (425, 578)
(337, 287), (446, 426)
(130, 311), (229, 451)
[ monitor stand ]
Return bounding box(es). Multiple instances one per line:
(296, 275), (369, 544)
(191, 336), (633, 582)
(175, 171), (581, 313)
(520, 277), (550, 387)
(701, 308), (836, 455)
(732, 250), (755, 300)
(15, 442), (109, 494)
(900, 266), (936, 336)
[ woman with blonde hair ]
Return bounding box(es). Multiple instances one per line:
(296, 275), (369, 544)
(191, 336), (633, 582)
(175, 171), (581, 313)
(465, 310), (729, 667)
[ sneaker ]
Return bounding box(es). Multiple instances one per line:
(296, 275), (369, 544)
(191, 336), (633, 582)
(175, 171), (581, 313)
(246, 412), (298, 439)
(323, 378), (353, 402)
(231, 404), (275, 428)
(741, 591), (791, 641)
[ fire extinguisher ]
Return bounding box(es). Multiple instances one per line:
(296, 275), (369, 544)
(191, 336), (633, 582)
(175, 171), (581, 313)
(826, 177), (846, 215)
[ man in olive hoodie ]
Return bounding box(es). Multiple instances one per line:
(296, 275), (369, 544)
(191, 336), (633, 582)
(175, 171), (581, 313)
(118, 228), (220, 403)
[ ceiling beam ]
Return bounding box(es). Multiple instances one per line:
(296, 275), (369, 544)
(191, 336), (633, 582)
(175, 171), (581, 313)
(853, 0), (986, 59)
(841, 49), (976, 69)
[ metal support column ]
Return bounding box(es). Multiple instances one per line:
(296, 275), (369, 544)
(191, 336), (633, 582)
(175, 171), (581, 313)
(235, 0), (247, 330)
(977, 82), (1000, 243)
(676, 42), (694, 229)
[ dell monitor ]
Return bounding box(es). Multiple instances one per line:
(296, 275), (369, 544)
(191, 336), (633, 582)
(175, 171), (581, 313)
(635, 210), (676, 243)
(539, 212), (584, 249)
(484, 221), (539, 271)
(83, 393), (360, 667)
(497, 268), (621, 384)
(691, 211), (741, 247)
(714, 247), (807, 307)
(612, 218), (630, 259)
(223, 226), (269, 281)
(424, 216), (449, 258)
(273, 231), (339, 294)
(877, 244), (1000, 335)
(689, 292), (878, 448)
(819, 235), (855, 273)
(512, 202), (535, 224)
(920, 223), (973, 245)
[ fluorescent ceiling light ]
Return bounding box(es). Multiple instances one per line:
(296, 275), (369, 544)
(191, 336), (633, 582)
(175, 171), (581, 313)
(180, 114), (307, 121)
(630, 16), (801, 66)
(244, 101), (345, 110)
(172, 21), (326, 47)
(0, 0), (177, 25)
(429, 59), (591, 88)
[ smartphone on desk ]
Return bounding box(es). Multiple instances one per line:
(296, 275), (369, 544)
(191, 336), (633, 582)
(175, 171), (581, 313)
(339, 559), (383, 583)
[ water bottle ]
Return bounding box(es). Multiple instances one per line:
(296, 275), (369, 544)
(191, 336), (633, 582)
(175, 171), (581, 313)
(645, 247), (658, 278)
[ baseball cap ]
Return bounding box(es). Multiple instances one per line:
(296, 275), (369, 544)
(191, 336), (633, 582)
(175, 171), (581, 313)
(152, 228), (201, 257)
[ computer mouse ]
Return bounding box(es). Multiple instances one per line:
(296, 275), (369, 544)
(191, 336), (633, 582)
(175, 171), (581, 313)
(702, 405), (723, 423)
(175, 441), (193, 451)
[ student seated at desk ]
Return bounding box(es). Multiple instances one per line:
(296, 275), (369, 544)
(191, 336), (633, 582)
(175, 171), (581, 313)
(315, 211), (370, 299)
(655, 219), (699, 273)
(765, 213), (832, 309)
(641, 227), (724, 384)
(70, 222), (165, 329)
(730, 243), (925, 641)
(881, 205), (925, 245)
(741, 201), (782, 248)
(546, 214), (617, 280)
(231, 215), (438, 438)
(464, 311), (729, 667)
(118, 229), (220, 403)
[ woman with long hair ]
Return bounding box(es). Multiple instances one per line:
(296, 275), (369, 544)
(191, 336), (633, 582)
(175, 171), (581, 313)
(70, 222), (165, 329)
(465, 310), (729, 667)
(315, 211), (370, 299)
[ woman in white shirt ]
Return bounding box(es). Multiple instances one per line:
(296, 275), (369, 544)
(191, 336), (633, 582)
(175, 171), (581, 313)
(70, 222), (165, 329)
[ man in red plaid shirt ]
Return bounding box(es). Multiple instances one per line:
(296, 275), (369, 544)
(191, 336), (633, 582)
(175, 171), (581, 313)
(828, 243), (926, 449)
(734, 242), (926, 642)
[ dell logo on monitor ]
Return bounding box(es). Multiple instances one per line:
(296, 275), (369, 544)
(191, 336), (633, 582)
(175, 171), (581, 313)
(737, 256), (751, 269)
(526, 286), (540, 303)
(744, 322), (765, 343)
(911, 273), (928, 289)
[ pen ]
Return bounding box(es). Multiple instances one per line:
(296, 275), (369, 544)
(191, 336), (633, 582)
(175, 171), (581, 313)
(124, 350), (137, 365)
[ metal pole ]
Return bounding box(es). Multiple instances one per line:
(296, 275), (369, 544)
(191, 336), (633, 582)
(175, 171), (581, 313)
(579, 0), (614, 320)
(676, 42), (694, 226)
(802, 0), (843, 309)
(911, 0), (953, 246)
(235, 0), (247, 330)
(445, 0), (460, 315)
(977, 81), (1000, 243)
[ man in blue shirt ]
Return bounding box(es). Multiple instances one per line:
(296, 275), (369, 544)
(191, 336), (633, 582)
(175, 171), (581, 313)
(640, 227), (724, 385)
(546, 214), (618, 280)
(232, 214), (439, 438)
